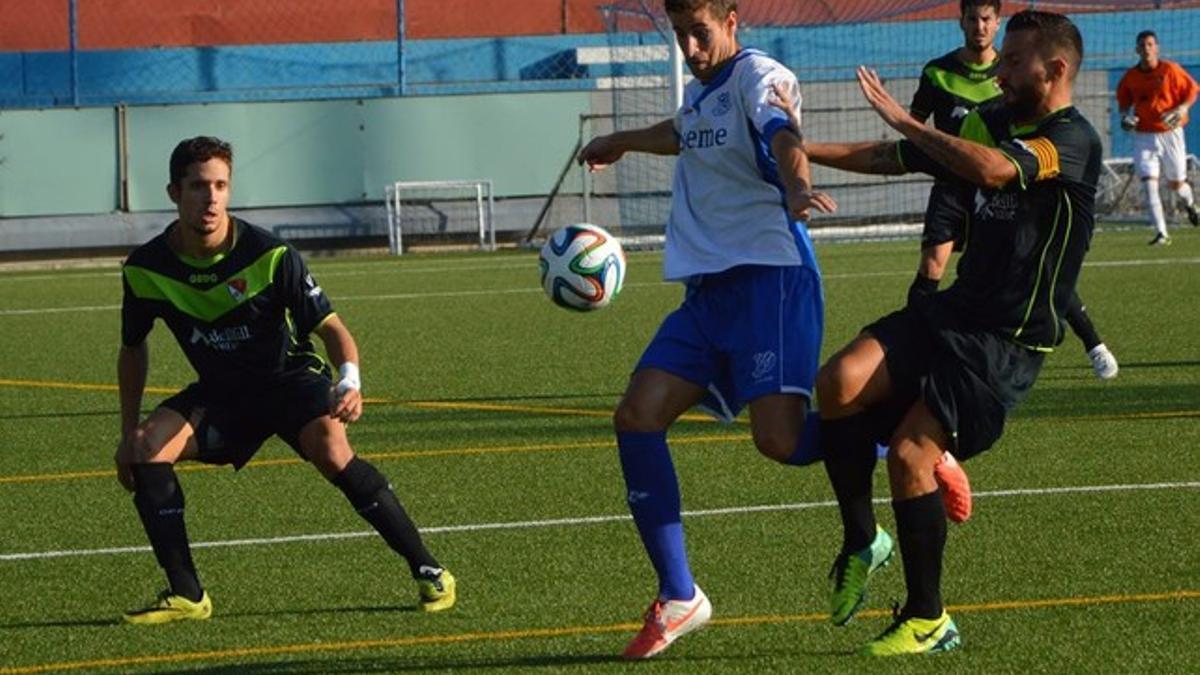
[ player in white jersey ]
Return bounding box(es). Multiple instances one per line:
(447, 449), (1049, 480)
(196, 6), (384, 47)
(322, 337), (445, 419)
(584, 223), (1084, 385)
(578, 0), (835, 660)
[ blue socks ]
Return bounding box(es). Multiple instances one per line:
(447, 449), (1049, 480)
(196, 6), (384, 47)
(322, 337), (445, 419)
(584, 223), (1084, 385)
(617, 431), (695, 601)
(785, 410), (823, 465)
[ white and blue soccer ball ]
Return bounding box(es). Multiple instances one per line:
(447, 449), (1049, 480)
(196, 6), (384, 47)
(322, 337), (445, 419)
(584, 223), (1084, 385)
(539, 223), (626, 311)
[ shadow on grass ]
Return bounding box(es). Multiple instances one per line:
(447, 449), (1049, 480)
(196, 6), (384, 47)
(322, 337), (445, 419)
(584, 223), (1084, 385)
(182, 650), (821, 673)
(1017, 381), (1200, 420)
(376, 392), (624, 406)
(0, 409), (118, 420)
(0, 604), (426, 632)
(1041, 358), (1200, 378)
(0, 616), (119, 629)
(186, 653), (622, 674)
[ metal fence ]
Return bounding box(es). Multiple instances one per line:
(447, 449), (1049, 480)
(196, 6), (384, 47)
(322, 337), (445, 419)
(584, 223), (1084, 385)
(0, 0), (613, 108)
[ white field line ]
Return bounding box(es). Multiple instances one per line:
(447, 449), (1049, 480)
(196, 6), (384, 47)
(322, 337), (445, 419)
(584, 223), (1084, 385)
(0, 304), (121, 316)
(2, 480), (1196, 562)
(0, 254), (665, 283)
(3, 256), (1198, 317)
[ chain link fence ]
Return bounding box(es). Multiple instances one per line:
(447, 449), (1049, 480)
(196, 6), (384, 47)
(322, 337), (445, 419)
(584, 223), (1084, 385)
(573, 0), (1200, 237)
(1, 0), (616, 108)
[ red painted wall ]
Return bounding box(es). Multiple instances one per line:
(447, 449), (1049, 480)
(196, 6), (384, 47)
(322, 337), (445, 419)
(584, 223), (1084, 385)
(4, 1), (1170, 53)
(1, 0), (610, 51)
(408, 0), (606, 38)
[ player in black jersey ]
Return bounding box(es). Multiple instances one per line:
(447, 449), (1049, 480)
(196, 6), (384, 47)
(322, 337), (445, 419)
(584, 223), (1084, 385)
(908, 0), (1118, 380)
(116, 137), (455, 624)
(907, 0), (1002, 305)
(801, 11), (1097, 654)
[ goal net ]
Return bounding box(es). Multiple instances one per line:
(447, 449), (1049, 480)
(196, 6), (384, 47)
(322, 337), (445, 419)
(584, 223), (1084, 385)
(592, 0), (1200, 239)
(385, 180), (495, 255)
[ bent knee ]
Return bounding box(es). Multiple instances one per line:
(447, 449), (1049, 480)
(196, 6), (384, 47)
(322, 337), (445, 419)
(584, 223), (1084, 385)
(128, 424), (172, 464)
(752, 433), (795, 464)
(816, 361), (859, 413)
(300, 420), (354, 477)
(613, 401), (667, 433)
(886, 436), (936, 476)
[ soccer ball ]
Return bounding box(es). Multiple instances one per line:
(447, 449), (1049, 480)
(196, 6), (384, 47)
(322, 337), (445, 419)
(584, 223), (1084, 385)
(539, 223), (626, 311)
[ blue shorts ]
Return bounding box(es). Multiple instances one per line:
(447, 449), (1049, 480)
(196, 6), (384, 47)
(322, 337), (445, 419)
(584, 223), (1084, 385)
(636, 264), (824, 422)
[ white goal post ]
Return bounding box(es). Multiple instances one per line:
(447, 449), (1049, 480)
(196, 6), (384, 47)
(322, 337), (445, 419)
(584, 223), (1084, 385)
(384, 179), (496, 255)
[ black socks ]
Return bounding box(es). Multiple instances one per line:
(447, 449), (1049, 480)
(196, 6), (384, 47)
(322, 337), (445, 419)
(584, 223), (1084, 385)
(893, 490), (947, 620)
(332, 457), (440, 578)
(821, 414), (881, 554)
(1065, 291), (1102, 352)
(131, 463), (203, 601)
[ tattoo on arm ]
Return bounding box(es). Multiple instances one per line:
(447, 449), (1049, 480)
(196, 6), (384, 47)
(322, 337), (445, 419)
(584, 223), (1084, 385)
(923, 131), (963, 166)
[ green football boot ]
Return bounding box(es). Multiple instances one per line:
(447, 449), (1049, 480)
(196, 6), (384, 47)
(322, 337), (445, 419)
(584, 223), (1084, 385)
(829, 527), (894, 625)
(860, 610), (962, 656)
(123, 590), (212, 625)
(417, 568), (456, 612)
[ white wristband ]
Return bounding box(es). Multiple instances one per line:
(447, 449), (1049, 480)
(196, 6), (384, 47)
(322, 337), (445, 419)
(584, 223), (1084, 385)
(336, 362), (361, 394)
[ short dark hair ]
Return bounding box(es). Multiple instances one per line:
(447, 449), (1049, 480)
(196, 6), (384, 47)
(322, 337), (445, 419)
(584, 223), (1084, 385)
(664, 0), (737, 16)
(169, 136), (233, 186)
(1136, 30), (1157, 44)
(1006, 10), (1083, 75)
(961, 0), (1001, 16)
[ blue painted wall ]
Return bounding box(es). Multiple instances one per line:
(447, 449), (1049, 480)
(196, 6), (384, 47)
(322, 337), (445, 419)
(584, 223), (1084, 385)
(4, 8), (1198, 109)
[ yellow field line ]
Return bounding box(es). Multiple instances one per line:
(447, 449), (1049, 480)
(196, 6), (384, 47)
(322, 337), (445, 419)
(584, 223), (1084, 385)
(0, 434), (751, 485)
(3, 376), (1198, 423)
(2, 590), (1196, 674)
(0, 377), (726, 423)
(406, 399), (721, 422)
(0, 378), (176, 395)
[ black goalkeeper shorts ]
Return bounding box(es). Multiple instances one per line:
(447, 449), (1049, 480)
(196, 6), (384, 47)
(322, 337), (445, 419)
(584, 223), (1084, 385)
(159, 370), (334, 469)
(921, 180), (971, 251)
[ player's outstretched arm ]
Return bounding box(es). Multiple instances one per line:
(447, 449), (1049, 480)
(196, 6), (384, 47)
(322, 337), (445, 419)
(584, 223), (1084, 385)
(805, 141), (907, 175)
(770, 130), (837, 220)
(578, 119), (678, 173)
(115, 342), (149, 491)
(314, 314), (363, 424)
(856, 66), (1016, 188)
(769, 81), (905, 176)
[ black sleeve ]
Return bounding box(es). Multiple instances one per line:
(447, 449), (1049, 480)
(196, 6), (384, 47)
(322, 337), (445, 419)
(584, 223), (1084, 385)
(896, 140), (960, 184)
(996, 119), (1095, 190)
(276, 246), (334, 337)
(120, 268), (155, 347)
(909, 69), (938, 121)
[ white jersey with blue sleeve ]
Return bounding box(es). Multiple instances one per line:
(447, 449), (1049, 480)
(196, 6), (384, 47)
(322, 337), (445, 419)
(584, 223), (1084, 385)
(664, 49), (813, 281)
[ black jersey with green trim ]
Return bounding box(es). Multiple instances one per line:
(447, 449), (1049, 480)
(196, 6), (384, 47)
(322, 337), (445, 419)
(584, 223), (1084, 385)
(909, 50), (1002, 135)
(121, 218), (335, 391)
(898, 103), (1102, 351)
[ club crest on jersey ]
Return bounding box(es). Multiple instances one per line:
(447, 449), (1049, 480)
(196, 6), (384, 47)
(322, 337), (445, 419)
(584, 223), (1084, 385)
(227, 278), (247, 301)
(712, 92), (733, 117)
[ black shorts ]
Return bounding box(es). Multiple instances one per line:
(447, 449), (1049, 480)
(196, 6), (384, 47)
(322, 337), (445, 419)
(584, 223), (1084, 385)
(864, 302), (1044, 460)
(921, 180), (970, 251)
(159, 370), (334, 469)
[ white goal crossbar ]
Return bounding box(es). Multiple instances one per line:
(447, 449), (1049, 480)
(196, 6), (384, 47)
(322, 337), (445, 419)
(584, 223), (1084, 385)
(385, 179), (496, 255)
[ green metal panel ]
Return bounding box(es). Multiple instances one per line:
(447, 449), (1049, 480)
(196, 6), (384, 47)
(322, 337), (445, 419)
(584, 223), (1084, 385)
(362, 91), (590, 198)
(126, 101), (363, 211)
(1, 90), (591, 217)
(0, 108), (117, 216)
